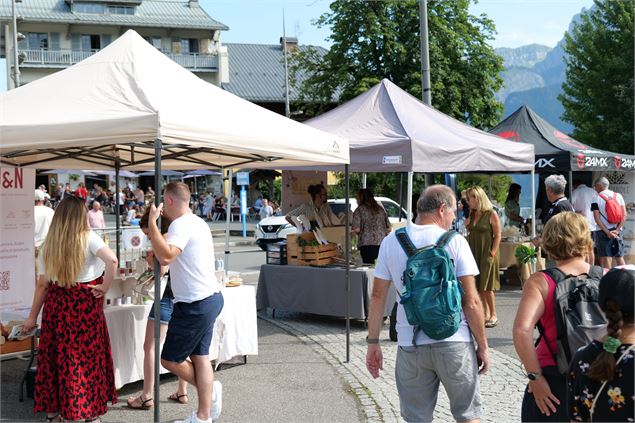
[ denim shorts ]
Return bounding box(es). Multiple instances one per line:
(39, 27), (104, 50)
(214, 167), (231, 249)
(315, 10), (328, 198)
(594, 230), (624, 257)
(148, 297), (174, 324)
(161, 292), (224, 363)
(395, 342), (481, 422)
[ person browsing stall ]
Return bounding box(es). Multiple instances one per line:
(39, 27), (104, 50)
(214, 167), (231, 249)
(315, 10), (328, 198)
(352, 188), (391, 264)
(147, 182), (224, 423)
(285, 183), (342, 229)
(591, 176), (627, 268)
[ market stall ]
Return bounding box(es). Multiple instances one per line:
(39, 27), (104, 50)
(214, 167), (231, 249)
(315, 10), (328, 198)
(0, 30), (349, 422)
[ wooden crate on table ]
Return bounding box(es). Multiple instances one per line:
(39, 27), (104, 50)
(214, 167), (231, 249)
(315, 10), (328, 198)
(287, 233), (338, 266)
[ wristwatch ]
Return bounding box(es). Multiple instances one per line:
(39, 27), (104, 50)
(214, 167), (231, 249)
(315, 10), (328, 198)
(527, 371), (542, 381)
(366, 336), (380, 345)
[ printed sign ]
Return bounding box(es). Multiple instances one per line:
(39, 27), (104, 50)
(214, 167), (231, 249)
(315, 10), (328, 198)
(0, 168), (36, 313)
(236, 172), (250, 186)
(382, 155), (403, 165)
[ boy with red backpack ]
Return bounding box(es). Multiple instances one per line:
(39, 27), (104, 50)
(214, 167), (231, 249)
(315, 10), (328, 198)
(591, 177), (626, 268)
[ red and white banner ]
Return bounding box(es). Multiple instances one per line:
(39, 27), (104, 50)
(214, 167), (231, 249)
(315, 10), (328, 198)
(0, 167), (36, 312)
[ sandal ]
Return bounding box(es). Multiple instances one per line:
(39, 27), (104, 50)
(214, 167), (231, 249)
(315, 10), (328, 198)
(45, 415), (62, 422)
(485, 318), (499, 328)
(127, 395), (154, 409)
(168, 392), (189, 404)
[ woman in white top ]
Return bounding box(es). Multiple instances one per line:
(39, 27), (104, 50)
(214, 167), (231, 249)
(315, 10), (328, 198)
(24, 196), (118, 423)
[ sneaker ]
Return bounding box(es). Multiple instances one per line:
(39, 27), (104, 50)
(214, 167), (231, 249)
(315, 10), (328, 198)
(211, 380), (223, 421)
(175, 411), (212, 423)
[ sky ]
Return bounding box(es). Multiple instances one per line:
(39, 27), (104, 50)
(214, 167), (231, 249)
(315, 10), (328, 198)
(0, 0), (594, 91)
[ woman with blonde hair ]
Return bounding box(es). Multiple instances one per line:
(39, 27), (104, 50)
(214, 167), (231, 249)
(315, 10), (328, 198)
(465, 186), (501, 327)
(513, 212), (600, 422)
(23, 196), (118, 423)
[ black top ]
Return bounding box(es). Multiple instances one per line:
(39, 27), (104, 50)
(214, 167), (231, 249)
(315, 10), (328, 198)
(542, 196), (574, 224)
(568, 341), (634, 422)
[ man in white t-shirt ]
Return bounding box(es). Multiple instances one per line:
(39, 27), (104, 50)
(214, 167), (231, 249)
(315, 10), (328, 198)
(572, 179), (598, 264)
(366, 185), (489, 423)
(591, 177), (626, 268)
(34, 190), (55, 276)
(259, 198), (274, 220)
(148, 182), (223, 423)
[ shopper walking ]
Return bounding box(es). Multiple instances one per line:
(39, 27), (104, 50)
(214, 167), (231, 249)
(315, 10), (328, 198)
(352, 188), (391, 264)
(24, 195), (118, 422)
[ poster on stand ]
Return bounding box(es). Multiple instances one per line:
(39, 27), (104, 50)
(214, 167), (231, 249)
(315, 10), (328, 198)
(593, 171), (635, 263)
(0, 167), (36, 314)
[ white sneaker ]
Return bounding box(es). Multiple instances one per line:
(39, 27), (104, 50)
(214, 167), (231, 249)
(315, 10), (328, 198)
(211, 380), (223, 421)
(175, 411), (212, 423)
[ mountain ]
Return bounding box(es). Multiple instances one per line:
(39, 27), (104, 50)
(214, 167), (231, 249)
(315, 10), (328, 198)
(494, 7), (589, 133)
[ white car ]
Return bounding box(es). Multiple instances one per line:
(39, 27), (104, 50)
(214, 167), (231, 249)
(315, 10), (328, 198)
(255, 197), (408, 250)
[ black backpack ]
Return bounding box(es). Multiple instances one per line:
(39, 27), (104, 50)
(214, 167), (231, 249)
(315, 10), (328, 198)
(536, 266), (607, 374)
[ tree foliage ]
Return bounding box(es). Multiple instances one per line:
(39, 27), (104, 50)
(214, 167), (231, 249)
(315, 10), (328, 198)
(290, 0), (504, 128)
(559, 0), (634, 154)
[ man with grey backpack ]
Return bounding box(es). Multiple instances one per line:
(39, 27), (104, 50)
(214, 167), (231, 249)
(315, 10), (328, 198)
(366, 185), (490, 423)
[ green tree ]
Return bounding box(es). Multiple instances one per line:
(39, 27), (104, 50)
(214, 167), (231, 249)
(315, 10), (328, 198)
(291, 0), (504, 128)
(559, 0), (634, 154)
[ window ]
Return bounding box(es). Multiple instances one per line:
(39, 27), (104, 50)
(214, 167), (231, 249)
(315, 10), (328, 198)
(381, 201), (406, 219)
(28, 33), (48, 50)
(151, 37), (162, 50)
(107, 5), (135, 15)
(73, 2), (106, 13)
(81, 34), (101, 51)
(180, 38), (199, 54)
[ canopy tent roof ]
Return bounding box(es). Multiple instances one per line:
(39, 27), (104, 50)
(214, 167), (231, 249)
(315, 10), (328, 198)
(0, 30), (348, 171)
(293, 79), (534, 173)
(489, 105), (635, 172)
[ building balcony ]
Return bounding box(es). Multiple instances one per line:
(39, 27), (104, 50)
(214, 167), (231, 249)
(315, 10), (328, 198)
(20, 49), (219, 71)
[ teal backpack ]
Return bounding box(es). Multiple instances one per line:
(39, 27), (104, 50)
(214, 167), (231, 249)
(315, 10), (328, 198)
(395, 228), (464, 344)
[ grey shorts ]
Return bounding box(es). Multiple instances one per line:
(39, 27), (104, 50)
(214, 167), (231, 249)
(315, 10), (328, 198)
(395, 342), (481, 423)
(594, 230), (624, 257)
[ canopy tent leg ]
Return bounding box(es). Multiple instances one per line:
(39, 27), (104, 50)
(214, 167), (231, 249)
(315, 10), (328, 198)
(115, 159), (121, 263)
(407, 172), (414, 224)
(568, 170), (573, 199)
(530, 169), (536, 239)
(153, 138), (162, 423)
(398, 173), (404, 222)
(362, 173), (367, 189)
(488, 175), (493, 199)
(345, 164), (350, 363)
(225, 169), (233, 269)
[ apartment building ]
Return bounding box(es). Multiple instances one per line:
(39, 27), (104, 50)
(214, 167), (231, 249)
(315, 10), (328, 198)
(0, 0), (229, 89)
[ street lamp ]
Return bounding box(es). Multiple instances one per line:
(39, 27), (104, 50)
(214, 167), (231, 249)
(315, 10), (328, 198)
(11, 0), (23, 89)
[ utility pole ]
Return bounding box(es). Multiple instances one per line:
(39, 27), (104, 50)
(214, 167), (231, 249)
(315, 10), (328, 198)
(11, 0), (22, 88)
(419, 0), (435, 188)
(282, 9), (291, 118)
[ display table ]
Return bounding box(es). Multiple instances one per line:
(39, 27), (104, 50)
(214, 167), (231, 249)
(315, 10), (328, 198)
(256, 264), (395, 319)
(104, 285), (258, 389)
(499, 241), (532, 268)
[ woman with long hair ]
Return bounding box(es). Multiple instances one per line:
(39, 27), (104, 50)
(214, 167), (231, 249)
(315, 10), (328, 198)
(568, 266), (634, 422)
(465, 186), (501, 327)
(23, 196), (118, 422)
(505, 183), (524, 227)
(352, 188), (391, 264)
(285, 183), (342, 229)
(513, 212), (599, 422)
(127, 210), (189, 410)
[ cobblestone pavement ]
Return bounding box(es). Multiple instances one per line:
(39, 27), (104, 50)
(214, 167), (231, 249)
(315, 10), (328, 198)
(261, 312), (527, 423)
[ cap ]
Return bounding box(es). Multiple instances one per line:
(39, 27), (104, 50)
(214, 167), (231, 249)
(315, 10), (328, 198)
(34, 189), (46, 201)
(599, 266), (635, 319)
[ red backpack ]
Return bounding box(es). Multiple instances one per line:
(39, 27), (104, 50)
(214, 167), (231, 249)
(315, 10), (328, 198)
(598, 192), (624, 224)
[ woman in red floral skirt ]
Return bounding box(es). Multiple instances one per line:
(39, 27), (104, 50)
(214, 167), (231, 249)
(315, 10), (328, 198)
(24, 195), (118, 422)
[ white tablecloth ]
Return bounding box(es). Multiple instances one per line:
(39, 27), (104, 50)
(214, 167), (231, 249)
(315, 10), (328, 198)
(104, 285), (258, 389)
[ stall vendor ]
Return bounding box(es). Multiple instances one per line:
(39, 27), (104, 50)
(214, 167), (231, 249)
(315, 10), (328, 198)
(285, 183), (343, 230)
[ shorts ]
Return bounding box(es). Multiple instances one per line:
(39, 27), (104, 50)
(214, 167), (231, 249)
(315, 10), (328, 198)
(161, 292), (224, 363)
(594, 230), (624, 257)
(395, 342), (481, 423)
(148, 297), (174, 324)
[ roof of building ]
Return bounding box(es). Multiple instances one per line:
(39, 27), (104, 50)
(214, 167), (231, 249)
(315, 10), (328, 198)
(0, 0), (228, 31)
(222, 42), (329, 103)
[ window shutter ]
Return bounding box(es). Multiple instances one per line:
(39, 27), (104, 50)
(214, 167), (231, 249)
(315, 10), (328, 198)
(50, 32), (60, 50)
(71, 33), (80, 51)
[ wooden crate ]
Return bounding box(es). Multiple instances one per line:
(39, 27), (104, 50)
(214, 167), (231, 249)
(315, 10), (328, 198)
(0, 338), (33, 355)
(287, 233), (338, 266)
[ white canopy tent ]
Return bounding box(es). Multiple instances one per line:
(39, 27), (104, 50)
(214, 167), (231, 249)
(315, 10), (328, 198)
(0, 30), (350, 422)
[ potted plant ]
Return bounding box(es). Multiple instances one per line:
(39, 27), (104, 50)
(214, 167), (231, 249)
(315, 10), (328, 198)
(514, 244), (537, 284)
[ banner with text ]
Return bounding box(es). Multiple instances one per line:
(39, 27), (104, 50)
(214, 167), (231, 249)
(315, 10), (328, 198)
(0, 167), (36, 312)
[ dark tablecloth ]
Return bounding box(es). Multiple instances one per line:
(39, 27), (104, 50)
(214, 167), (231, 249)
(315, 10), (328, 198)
(256, 264), (395, 319)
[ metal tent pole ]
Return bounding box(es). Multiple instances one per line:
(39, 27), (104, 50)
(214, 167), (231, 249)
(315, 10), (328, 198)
(225, 169), (233, 269)
(568, 170), (573, 199)
(345, 164), (350, 363)
(115, 159), (121, 263)
(407, 172), (414, 224)
(362, 173), (367, 189)
(153, 138), (162, 423)
(398, 173), (404, 222)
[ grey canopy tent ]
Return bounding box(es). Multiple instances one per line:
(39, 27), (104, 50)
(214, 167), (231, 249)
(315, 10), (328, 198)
(0, 30), (349, 422)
